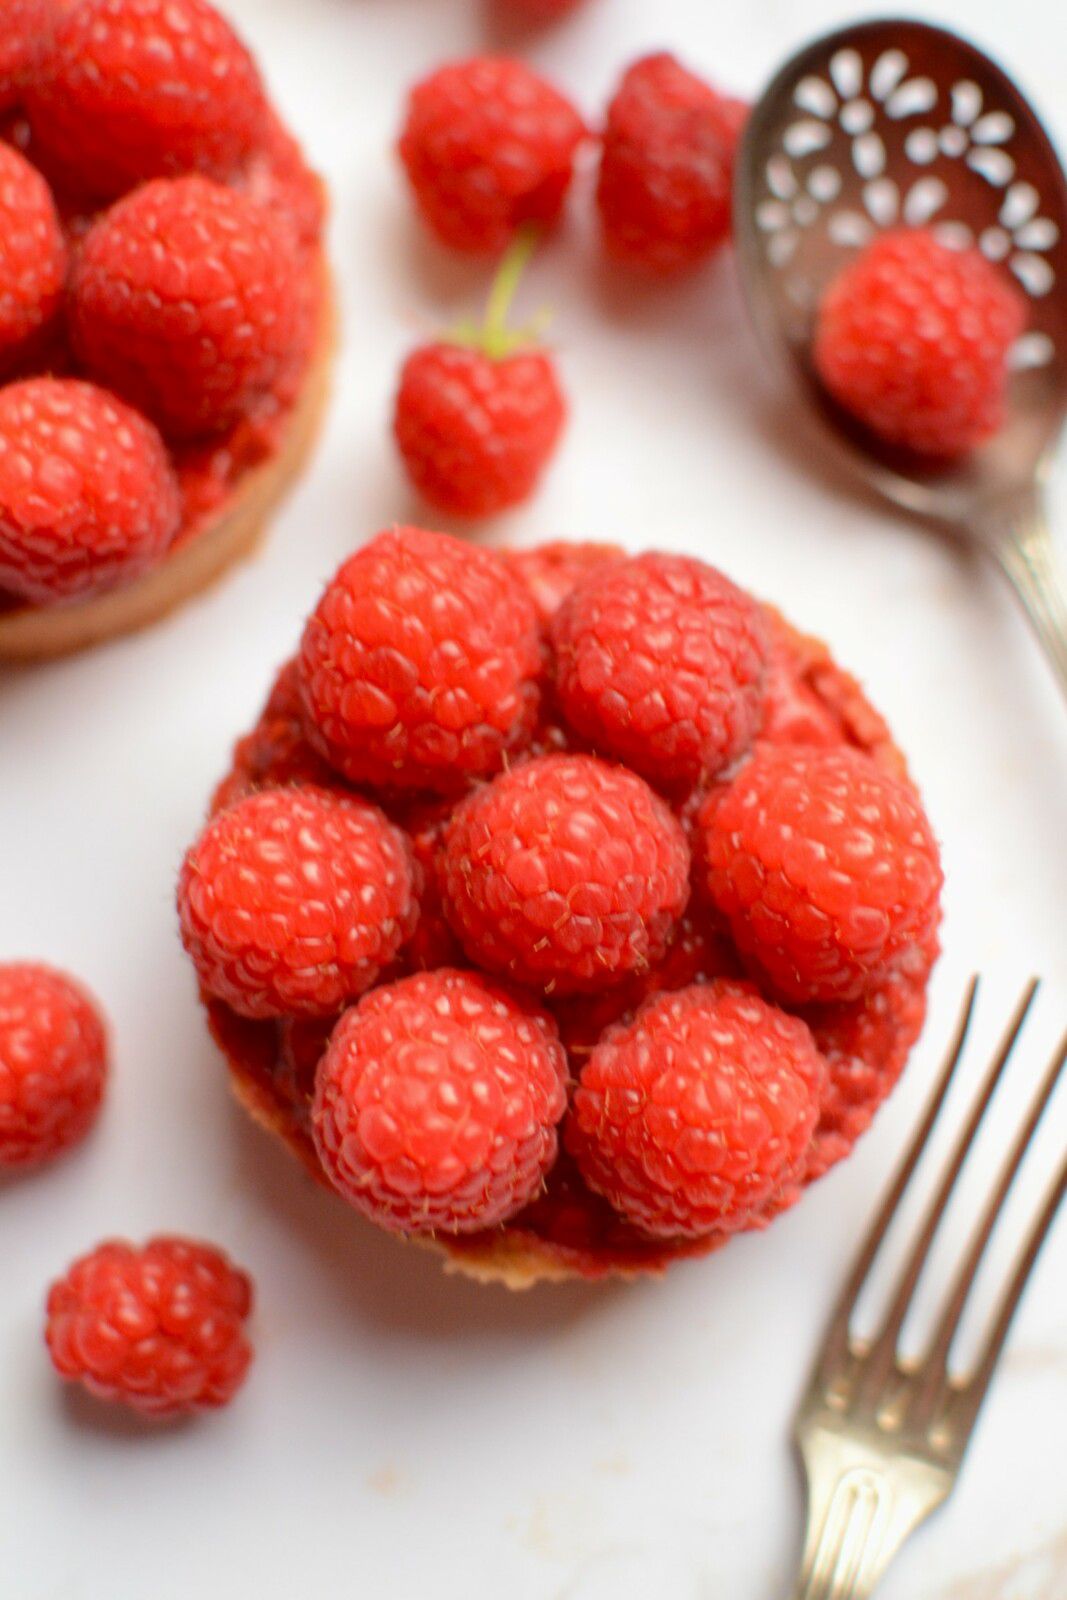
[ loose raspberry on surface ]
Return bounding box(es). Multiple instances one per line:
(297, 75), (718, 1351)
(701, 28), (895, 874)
(0, 144), (67, 372)
(698, 744), (943, 1005)
(552, 552), (768, 788)
(566, 981), (825, 1239)
(398, 56), (585, 254)
(441, 752), (691, 994)
(813, 228), (1026, 459)
(177, 785), (418, 1020)
(313, 968), (569, 1235)
(0, 963), (108, 1170)
(505, 540), (624, 626)
(597, 53), (747, 274)
(0, 377), (180, 604)
(26, 0), (267, 201)
(45, 1236), (253, 1418)
(0, 0), (50, 113)
(70, 175), (303, 441)
(299, 526), (542, 793)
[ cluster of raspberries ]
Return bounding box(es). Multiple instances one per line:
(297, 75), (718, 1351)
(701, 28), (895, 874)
(177, 527), (944, 1248)
(0, 0), (323, 609)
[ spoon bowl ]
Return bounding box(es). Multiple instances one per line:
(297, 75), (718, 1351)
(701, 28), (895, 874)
(736, 18), (1067, 692)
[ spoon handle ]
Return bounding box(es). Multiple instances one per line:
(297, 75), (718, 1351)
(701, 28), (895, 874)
(979, 484), (1067, 702)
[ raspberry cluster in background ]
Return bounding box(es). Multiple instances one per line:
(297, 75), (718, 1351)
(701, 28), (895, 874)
(0, 0), (326, 615)
(179, 527), (943, 1284)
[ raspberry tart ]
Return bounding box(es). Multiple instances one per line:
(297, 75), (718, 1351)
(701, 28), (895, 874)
(0, 0), (331, 660)
(180, 529), (942, 1286)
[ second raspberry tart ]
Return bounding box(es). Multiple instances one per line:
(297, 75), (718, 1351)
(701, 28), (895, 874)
(0, 0), (333, 660)
(179, 528), (942, 1286)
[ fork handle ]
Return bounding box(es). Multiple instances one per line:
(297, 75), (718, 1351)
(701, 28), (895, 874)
(976, 482), (1067, 702)
(790, 1428), (950, 1600)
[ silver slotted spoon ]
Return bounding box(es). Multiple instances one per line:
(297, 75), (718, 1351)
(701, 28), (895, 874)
(735, 18), (1067, 698)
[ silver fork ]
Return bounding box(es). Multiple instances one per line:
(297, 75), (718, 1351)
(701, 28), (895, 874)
(791, 978), (1067, 1600)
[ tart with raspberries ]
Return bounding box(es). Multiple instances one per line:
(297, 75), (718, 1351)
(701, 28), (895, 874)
(178, 530), (942, 1287)
(0, 0), (331, 660)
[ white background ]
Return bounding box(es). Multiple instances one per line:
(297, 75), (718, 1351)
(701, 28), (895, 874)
(2, 1), (1066, 1595)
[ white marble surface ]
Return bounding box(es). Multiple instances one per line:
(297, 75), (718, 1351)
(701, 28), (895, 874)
(2, 1), (1066, 1595)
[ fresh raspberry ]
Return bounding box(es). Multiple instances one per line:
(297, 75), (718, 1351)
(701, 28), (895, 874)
(312, 969), (568, 1235)
(0, 143), (67, 371)
(698, 745), (942, 1005)
(69, 175), (303, 440)
(551, 552), (768, 788)
(597, 53), (747, 274)
(0, 377), (180, 604)
(759, 609), (842, 749)
(0, 963), (108, 1170)
(566, 981), (825, 1239)
(26, 0), (267, 201)
(391, 797), (465, 972)
(505, 540), (624, 626)
(177, 786), (418, 1020)
(394, 341), (566, 518)
(813, 229), (1026, 458)
(0, 0), (50, 113)
(441, 752), (691, 994)
(298, 526), (542, 793)
(398, 57), (585, 254)
(804, 953), (933, 1181)
(45, 1236), (253, 1418)
(551, 906), (740, 1062)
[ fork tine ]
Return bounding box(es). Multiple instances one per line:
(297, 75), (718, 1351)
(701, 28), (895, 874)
(951, 1146), (1067, 1440)
(854, 980), (1040, 1402)
(909, 1026), (1067, 1427)
(812, 977), (979, 1387)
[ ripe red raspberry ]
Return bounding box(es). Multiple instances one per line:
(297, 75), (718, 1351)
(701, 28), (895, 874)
(45, 1236), (253, 1417)
(441, 752), (691, 994)
(298, 526), (542, 793)
(0, 377), (180, 604)
(0, 0), (50, 113)
(26, 0), (267, 201)
(505, 540), (624, 626)
(813, 228), (1026, 458)
(698, 745), (943, 1005)
(398, 56), (585, 254)
(566, 981), (825, 1239)
(551, 552), (769, 788)
(69, 175), (302, 440)
(597, 53), (747, 274)
(312, 968), (568, 1235)
(0, 143), (67, 371)
(804, 953), (933, 1181)
(177, 786), (418, 1020)
(395, 341), (565, 518)
(0, 963), (108, 1170)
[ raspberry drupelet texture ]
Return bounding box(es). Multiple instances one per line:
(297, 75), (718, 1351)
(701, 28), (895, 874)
(299, 526), (542, 793)
(699, 744), (943, 1005)
(394, 341), (566, 518)
(566, 981), (826, 1239)
(813, 228), (1026, 459)
(0, 377), (181, 604)
(597, 53), (747, 274)
(441, 752), (691, 994)
(0, 144), (67, 371)
(45, 1236), (253, 1417)
(26, 0), (268, 201)
(551, 552), (769, 788)
(398, 56), (586, 254)
(0, 0), (51, 113)
(70, 175), (303, 441)
(313, 968), (569, 1235)
(0, 963), (108, 1170)
(505, 541), (624, 626)
(177, 786), (418, 1020)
